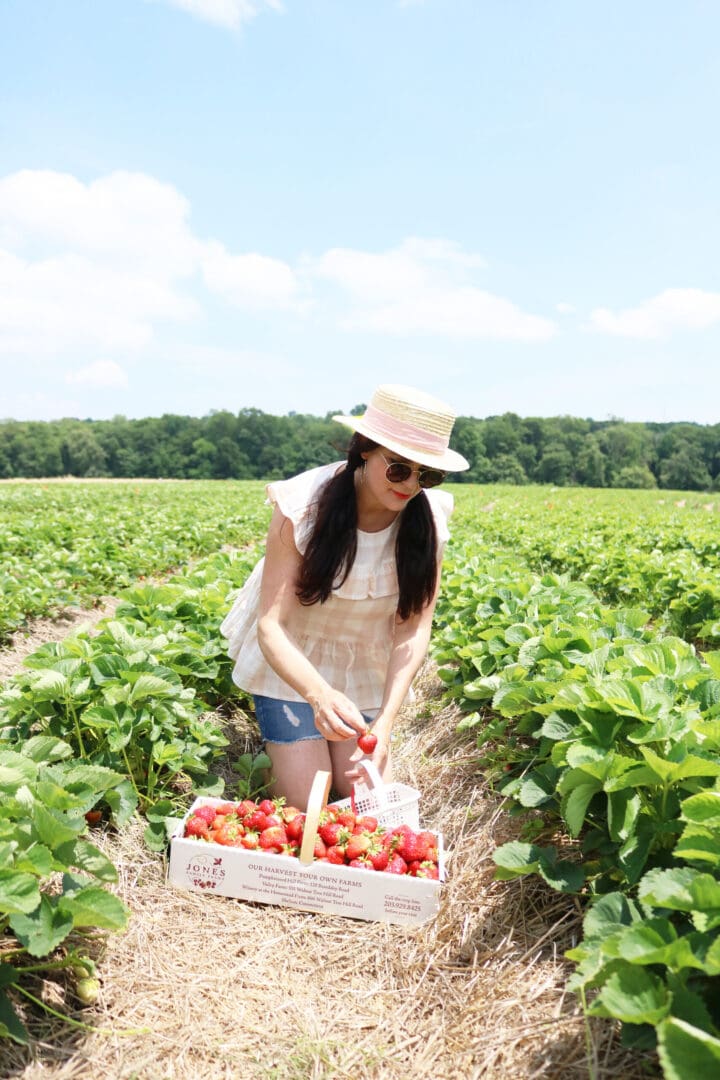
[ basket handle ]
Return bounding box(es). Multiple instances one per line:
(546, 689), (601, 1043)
(298, 770), (332, 866)
(350, 758), (390, 816)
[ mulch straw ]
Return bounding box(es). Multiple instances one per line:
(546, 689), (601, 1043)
(3, 667), (659, 1079)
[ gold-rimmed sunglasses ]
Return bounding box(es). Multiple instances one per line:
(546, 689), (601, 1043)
(378, 451), (447, 490)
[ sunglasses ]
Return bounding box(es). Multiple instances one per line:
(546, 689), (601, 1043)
(378, 451), (447, 490)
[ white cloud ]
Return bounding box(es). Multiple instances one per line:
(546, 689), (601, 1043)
(65, 361), (129, 389)
(200, 242), (300, 309)
(0, 169), (301, 357)
(588, 288), (720, 339)
(151, 0), (283, 30)
(556, 302), (576, 315)
(312, 238), (555, 342)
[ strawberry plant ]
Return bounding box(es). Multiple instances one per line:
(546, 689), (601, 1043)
(0, 735), (129, 1044)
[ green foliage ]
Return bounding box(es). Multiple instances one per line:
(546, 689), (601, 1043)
(435, 496), (720, 1071)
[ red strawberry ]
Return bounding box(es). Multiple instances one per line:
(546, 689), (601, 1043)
(345, 832), (372, 861)
(354, 815), (379, 833)
(318, 821), (345, 846)
(412, 862), (439, 880)
(368, 846), (389, 872)
(313, 837), (328, 859)
(285, 814), (306, 843)
(396, 831), (429, 863)
(185, 815), (210, 839)
(386, 854), (408, 875)
(357, 730), (377, 754)
(334, 807), (357, 828)
(244, 810), (270, 832)
(258, 825), (288, 852)
(326, 845), (346, 865)
(241, 831), (259, 850)
(236, 799), (257, 817)
(258, 798), (278, 816)
(193, 805), (217, 825)
(349, 856), (373, 869)
(215, 802), (238, 816)
(215, 822), (242, 846)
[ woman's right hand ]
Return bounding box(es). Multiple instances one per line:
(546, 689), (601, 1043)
(310, 689), (367, 741)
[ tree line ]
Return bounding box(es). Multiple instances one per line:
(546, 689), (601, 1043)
(1, 409), (718, 490)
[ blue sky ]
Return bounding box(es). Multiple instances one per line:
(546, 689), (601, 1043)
(1, 0), (718, 424)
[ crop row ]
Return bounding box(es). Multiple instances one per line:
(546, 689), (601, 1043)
(434, 539), (720, 1077)
(0, 546), (262, 1043)
(0, 481), (269, 641)
(451, 485), (720, 643)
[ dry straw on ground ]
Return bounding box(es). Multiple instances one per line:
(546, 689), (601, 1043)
(1, 650), (659, 1079)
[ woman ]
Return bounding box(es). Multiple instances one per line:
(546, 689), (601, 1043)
(221, 384), (469, 806)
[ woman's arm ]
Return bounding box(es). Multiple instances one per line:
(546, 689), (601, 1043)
(256, 505), (367, 740)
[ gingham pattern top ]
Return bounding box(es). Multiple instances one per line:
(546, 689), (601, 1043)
(220, 461), (453, 710)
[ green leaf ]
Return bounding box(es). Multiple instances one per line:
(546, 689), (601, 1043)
(492, 841), (538, 878)
(563, 782), (600, 837)
(31, 802), (83, 850)
(0, 870), (41, 916)
(0, 751), (38, 792)
(590, 965), (671, 1025)
(127, 673), (179, 704)
(657, 1018), (720, 1080)
(9, 895), (74, 957)
(21, 736), (73, 763)
(104, 780), (138, 827)
(0, 988), (29, 1045)
(607, 790), (641, 844)
(584, 892), (642, 940)
(65, 839), (119, 883)
(681, 790), (720, 828)
(57, 885), (129, 930)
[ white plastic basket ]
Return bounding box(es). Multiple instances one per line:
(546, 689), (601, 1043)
(334, 760), (421, 831)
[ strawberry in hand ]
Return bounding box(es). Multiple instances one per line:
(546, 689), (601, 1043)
(357, 729), (377, 755)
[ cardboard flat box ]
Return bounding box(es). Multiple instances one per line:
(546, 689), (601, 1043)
(168, 796), (445, 927)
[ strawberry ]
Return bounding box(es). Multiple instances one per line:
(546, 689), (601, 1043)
(285, 813), (306, 843)
(410, 861), (439, 880)
(258, 798), (278, 816)
(84, 809), (103, 825)
(386, 853), (408, 875)
(318, 821), (345, 847)
(345, 832), (372, 861)
(192, 804), (217, 825)
(241, 831), (260, 850)
(244, 810), (270, 832)
(258, 825), (288, 852)
(349, 856), (374, 869)
(396, 830), (429, 863)
(368, 845), (389, 872)
(313, 836), (328, 859)
(326, 845), (347, 865)
(185, 815), (210, 839)
(215, 802), (238, 816)
(334, 807), (357, 829)
(236, 799), (257, 817)
(354, 815), (379, 833)
(357, 730), (377, 754)
(215, 822), (243, 846)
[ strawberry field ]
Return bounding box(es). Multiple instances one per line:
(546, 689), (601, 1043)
(1, 479), (719, 1078)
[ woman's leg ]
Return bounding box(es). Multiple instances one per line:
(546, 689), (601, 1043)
(264, 738), (333, 808)
(328, 738), (393, 799)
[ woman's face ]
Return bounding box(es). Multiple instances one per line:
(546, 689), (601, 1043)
(360, 446), (423, 512)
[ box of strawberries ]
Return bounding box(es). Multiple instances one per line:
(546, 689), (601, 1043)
(168, 766), (445, 926)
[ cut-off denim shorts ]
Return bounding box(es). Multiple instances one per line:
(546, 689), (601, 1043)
(253, 695), (378, 745)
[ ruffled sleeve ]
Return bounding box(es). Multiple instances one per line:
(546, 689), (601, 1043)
(266, 461), (344, 554)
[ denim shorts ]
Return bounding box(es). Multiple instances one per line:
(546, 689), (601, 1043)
(253, 695), (377, 745)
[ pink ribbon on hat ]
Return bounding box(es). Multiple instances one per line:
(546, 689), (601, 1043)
(363, 403), (448, 454)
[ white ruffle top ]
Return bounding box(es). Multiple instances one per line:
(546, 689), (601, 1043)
(220, 461), (453, 710)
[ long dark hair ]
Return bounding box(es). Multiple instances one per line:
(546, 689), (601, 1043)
(296, 434), (438, 620)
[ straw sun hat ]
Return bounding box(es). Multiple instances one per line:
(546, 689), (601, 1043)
(333, 384), (469, 473)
